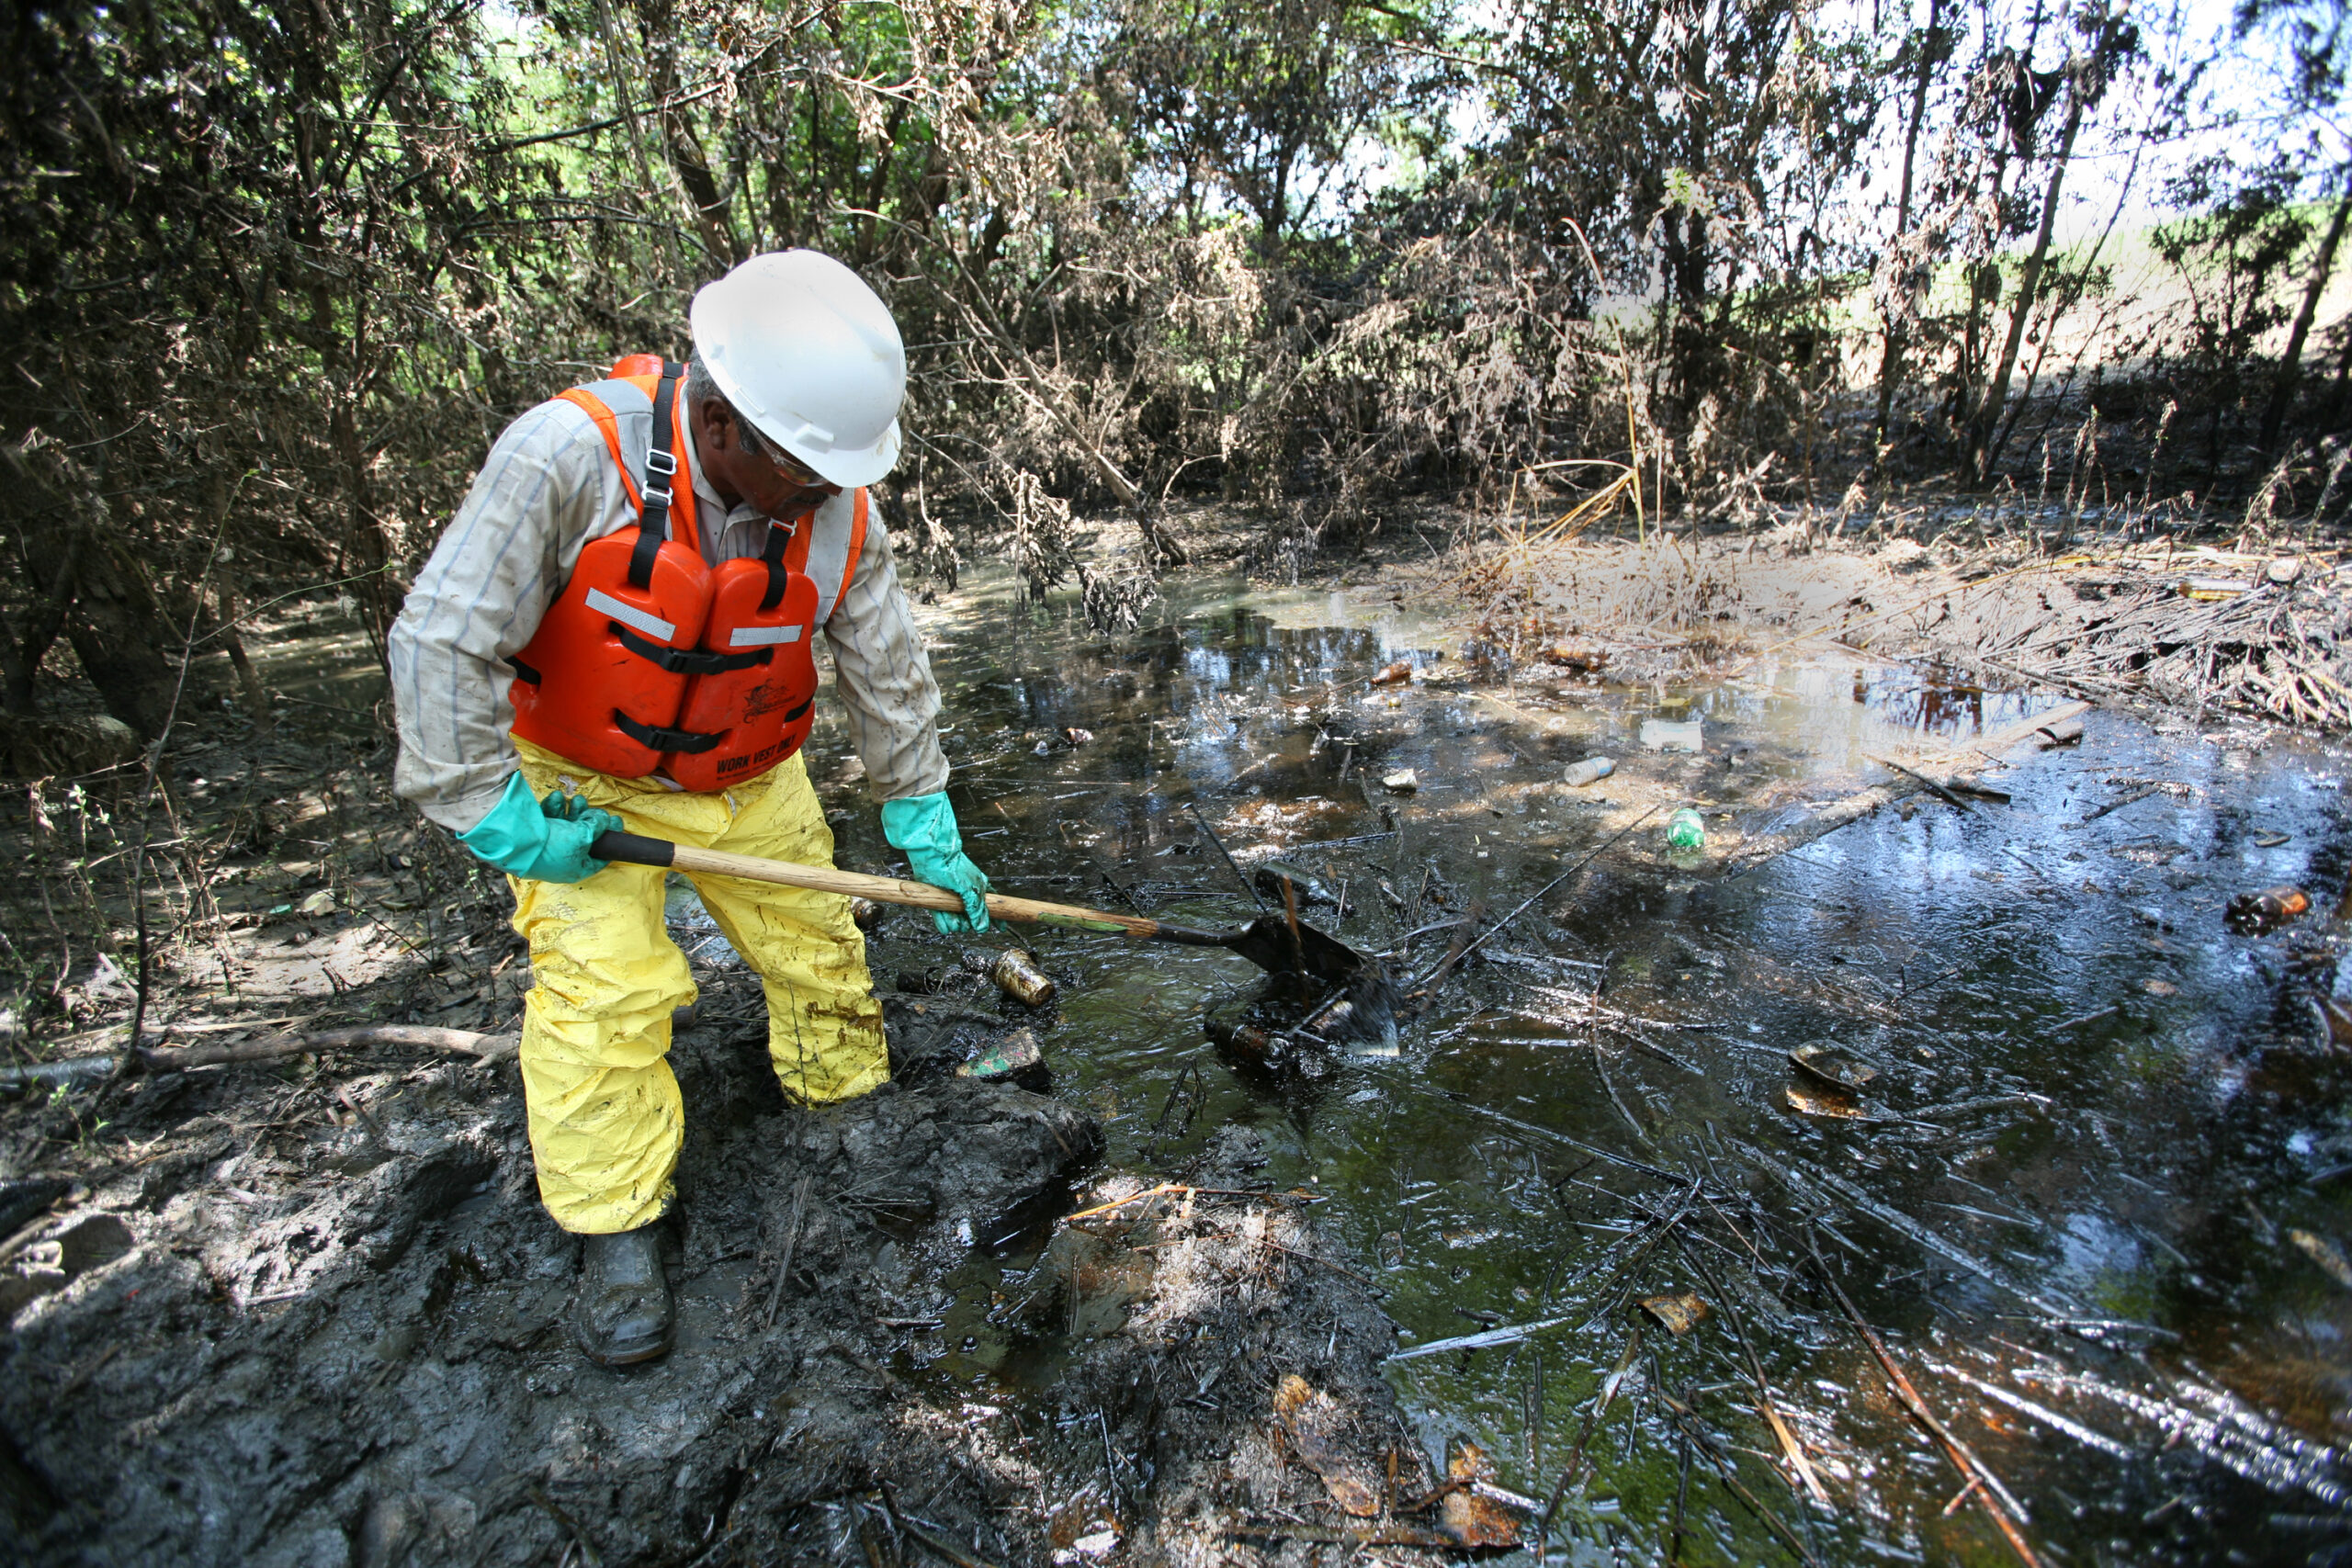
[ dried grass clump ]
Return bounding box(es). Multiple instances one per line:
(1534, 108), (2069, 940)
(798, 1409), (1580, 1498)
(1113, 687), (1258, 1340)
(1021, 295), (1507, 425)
(1954, 546), (2352, 730)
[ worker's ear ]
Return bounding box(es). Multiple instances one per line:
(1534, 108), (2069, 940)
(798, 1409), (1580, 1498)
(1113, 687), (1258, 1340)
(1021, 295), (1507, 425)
(690, 397), (732, 454)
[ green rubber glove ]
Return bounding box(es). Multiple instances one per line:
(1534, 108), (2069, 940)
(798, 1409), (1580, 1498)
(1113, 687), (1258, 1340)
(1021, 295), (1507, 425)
(457, 773), (624, 884)
(880, 792), (991, 933)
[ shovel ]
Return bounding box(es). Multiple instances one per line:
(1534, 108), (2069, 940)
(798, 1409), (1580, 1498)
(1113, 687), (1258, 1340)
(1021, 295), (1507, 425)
(587, 829), (1376, 986)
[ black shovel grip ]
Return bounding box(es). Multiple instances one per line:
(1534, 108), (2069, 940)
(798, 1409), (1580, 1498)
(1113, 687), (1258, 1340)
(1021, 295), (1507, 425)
(590, 829), (677, 868)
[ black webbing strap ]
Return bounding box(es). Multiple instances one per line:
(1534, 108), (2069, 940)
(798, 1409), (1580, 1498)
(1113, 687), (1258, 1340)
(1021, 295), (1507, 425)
(626, 360), (686, 592)
(781, 696), (813, 723)
(609, 621), (769, 675)
(614, 709), (722, 754)
(508, 655), (542, 685)
(758, 520), (792, 612)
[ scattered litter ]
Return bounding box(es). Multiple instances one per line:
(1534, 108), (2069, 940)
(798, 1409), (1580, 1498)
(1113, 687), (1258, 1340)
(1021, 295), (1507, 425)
(2143, 979), (2179, 996)
(1271, 1374), (1380, 1516)
(1785, 1082), (1875, 1120)
(1562, 756), (1616, 787)
(2226, 886), (2311, 934)
(1666, 807), (1705, 850)
(1064, 728), (1095, 745)
(1381, 769), (1419, 794)
(2182, 577), (2255, 601)
(1790, 1043), (1879, 1091)
(967, 947), (1057, 1007)
(957, 1027), (1043, 1081)
(296, 889), (334, 918)
(2035, 716), (2086, 747)
(1544, 643), (1610, 672)
(2268, 557), (2305, 584)
(2290, 1229), (2352, 1291)
(1639, 1292), (1710, 1336)
(1437, 1445), (1522, 1547)
(2252, 831), (2291, 848)
(1640, 718), (1704, 752)
(850, 897), (882, 931)
(1371, 661), (1413, 686)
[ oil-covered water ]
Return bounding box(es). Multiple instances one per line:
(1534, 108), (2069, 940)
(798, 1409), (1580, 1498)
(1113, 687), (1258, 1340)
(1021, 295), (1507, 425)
(788, 566), (2352, 1567)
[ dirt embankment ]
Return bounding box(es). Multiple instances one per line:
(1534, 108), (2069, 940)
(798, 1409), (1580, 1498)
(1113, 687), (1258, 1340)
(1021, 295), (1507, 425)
(0, 971), (1463, 1567)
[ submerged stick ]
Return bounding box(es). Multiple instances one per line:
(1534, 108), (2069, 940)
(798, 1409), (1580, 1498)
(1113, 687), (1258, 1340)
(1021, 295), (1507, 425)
(1420, 806), (1662, 989)
(1814, 1260), (2041, 1568)
(1186, 801), (1267, 914)
(1865, 752), (1979, 816)
(1677, 1235), (1832, 1508)
(1537, 1325), (1644, 1546)
(1651, 1384), (1825, 1568)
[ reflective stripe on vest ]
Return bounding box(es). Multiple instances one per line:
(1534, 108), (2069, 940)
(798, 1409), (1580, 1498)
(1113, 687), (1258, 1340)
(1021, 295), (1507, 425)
(506, 357), (866, 790)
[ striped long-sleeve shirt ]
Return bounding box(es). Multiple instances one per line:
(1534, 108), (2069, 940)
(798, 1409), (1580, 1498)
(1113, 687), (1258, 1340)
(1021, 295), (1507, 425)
(387, 391), (949, 832)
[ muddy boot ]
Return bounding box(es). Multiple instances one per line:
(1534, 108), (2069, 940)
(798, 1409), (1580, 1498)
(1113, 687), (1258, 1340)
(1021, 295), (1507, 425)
(571, 1226), (673, 1367)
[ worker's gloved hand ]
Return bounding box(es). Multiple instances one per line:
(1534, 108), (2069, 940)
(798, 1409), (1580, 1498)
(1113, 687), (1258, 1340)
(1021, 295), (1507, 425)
(458, 773), (624, 884)
(880, 792), (990, 933)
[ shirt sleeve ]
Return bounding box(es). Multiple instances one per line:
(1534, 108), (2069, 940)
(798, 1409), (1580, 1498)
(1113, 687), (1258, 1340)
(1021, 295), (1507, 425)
(822, 501), (952, 802)
(387, 400), (618, 832)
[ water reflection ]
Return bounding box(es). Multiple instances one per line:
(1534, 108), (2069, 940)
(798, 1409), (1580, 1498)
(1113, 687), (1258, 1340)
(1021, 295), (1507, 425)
(806, 568), (2352, 1566)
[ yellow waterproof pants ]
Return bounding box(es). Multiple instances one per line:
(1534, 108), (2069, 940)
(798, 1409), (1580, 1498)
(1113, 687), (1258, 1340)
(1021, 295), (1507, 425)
(508, 738), (888, 1234)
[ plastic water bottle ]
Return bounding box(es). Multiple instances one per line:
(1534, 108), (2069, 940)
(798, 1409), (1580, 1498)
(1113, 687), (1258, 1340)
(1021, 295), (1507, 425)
(1562, 756), (1616, 787)
(1667, 808), (1705, 850)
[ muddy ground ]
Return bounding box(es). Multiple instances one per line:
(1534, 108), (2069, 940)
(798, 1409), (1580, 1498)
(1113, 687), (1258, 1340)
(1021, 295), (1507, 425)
(9, 511), (2352, 1567)
(0, 951), (1482, 1566)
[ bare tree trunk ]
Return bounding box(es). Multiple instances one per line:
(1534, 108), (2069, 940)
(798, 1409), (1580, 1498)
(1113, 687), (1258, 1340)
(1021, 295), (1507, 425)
(1971, 82), (2085, 485)
(2260, 185), (2352, 456)
(1875, 0), (1942, 445)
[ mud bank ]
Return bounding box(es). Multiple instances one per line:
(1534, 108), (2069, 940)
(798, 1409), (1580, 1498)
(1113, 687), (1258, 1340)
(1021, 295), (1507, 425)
(0, 990), (1453, 1567)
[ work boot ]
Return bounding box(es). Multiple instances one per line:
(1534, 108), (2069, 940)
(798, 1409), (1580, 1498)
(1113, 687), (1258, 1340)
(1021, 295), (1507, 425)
(571, 1226), (673, 1367)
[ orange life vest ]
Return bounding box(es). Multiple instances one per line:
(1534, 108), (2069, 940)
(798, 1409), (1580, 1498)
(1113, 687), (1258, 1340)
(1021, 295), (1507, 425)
(505, 357), (866, 792)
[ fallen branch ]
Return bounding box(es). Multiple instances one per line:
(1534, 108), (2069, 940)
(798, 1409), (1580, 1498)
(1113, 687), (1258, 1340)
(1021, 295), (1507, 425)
(0, 1024), (516, 1088)
(1729, 702), (2087, 875)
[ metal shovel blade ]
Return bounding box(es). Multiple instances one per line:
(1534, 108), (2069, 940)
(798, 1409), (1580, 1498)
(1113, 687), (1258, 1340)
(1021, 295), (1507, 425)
(1223, 914), (1371, 986)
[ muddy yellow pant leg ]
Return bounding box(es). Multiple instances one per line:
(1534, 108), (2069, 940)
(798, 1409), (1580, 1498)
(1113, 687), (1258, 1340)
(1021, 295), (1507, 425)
(509, 740), (716, 1235)
(688, 753), (889, 1105)
(506, 858), (693, 1234)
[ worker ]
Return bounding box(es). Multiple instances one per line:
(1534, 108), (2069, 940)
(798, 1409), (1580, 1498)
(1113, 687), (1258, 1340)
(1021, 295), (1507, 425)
(386, 250), (990, 1367)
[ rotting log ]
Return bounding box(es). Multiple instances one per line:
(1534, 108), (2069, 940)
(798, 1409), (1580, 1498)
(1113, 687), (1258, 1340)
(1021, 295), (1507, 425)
(1725, 701), (2088, 876)
(0, 1024), (515, 1089)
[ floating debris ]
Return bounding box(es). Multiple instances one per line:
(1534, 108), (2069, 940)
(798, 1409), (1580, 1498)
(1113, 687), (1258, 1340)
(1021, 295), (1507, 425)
(2227, 886), (2311, 934)
(1371, 660), (1413, 687)
(1785, 1082), (1875, 1120)
(1640, 717), (1704, 751)
(957, 1027), (1044, 1082)
(1437, 1445), (1522, 1547)
(1640, 1292), (1710, 1336)
(967, 947), (1057, 1007)
(1791, 1043), (1879, 1091)
(1562, 756), (1616, 787)
(1381, 769), (1419, 793)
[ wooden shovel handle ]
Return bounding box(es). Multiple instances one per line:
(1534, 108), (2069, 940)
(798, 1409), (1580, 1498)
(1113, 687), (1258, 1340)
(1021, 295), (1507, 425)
(590, 829), (1155, 938)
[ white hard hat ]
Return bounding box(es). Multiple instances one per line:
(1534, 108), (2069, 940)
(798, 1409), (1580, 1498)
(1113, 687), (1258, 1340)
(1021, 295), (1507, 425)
(689, 250), (906, 488)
